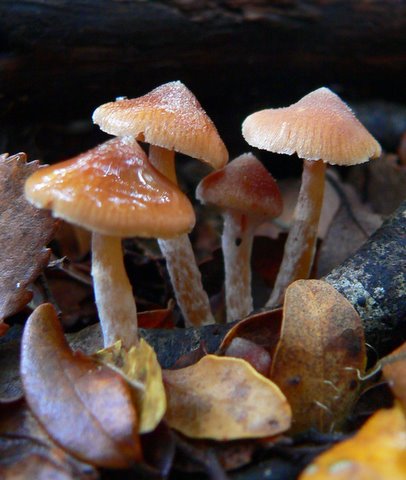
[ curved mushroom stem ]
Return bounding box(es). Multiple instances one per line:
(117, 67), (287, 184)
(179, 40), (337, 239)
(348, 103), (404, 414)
(222, 210), (257, 322)
(149, 145), (215, 327)
(267, 159), (326, 307)
(92, 233), (138, 348)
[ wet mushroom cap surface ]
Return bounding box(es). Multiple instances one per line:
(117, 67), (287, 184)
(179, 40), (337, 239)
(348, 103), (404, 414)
(24, 136), (195, 238)
(196, 153), (283, 218)
(93, 81), (228, 169)
(242, 87), (381, 165)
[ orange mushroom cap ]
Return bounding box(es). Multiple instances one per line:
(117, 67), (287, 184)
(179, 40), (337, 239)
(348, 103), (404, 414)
(196, 153), (283, 218)
(242, 87), (381, 166)
(25, 137), (195, 238)
(93, 81), (228, 169)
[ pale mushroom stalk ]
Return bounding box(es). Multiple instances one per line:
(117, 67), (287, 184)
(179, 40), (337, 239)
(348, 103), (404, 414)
(222, 210), (259, 322)
(149, 144), (215, 327)
(93, 82), (228, 327)
(92, 233), (138, 348)
(196, 153), (283, 323)
(267, 160), (326, 307)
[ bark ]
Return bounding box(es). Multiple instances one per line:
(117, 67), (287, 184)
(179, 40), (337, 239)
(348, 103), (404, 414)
(0, 0), (405, 129)
(324, 199), (406, 355)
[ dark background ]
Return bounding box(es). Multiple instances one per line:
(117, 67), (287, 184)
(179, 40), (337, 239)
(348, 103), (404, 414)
(1, 0), (405, 178)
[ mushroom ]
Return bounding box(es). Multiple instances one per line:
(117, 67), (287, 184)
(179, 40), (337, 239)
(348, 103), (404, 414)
(25, 136), (195, 348)
(196, 153), (283, 322)
(93, 81), (229, 327)
(242, 87), (381, 307)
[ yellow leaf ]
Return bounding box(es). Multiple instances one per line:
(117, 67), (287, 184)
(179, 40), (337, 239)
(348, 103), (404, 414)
(163, 354), (291, 440)
(271, 279), (366, 433)
(300, 404), (406, 480)
(95, 338), (166, 433)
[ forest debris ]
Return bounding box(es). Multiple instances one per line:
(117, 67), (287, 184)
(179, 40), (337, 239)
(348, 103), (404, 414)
(0, 398), (97, 479)
(0, 153), (56, 329)
(299, 404), (406, 480)
(348, 153), (406, 215)
(95, 339), (167, 433)
(20, 304), (141, 468)
(270, 280), (366, 433)
(382, 342), (406, 411)
(324, 199), (406, 354)
(163, 355), (291, 440)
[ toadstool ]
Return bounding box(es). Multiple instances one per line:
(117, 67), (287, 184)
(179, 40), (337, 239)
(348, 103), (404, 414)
(25, 136), (195, 348)
(93, 81), (229, 327)
(196, 153), (283, 322)
(242, 87), (381, 307)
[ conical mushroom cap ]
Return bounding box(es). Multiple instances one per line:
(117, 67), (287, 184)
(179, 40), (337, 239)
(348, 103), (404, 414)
(196, 153), (283, 218)
(93, 81), (228, 169)
(25, 137), (195, 238)
(242, 87), (381, 166)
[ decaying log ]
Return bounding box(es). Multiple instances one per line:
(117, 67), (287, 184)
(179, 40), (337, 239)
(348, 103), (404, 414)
(1, 0), (405, 131)
(324, 200), (406, 354)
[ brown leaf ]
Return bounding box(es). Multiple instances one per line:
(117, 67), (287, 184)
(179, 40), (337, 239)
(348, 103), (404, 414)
(271, 280), (366, 433)
(164, 355), (291, 440)
(382, 342), (406, 412)
(218, 308), (282, 361)
(0, 153), (57, 324)
(299, 404), (406, 480)
(0, 398), (97, 479)
(138, 307), (175, 329)
(21, 303), (142, 468)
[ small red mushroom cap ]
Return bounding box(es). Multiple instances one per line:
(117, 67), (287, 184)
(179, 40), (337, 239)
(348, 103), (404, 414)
(242, 87), (381, 166)
(93, 81), (229, 169)
(25, 137), (195, 238)
(196, 153), (283, 218)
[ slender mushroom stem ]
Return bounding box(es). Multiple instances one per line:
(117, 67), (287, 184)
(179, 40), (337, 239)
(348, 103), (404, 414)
(149, 145), (215, 327)
(222, 210), (257, 322)
(149, 145), (177, 183)
(267, 159), (326, 307)
(91, 233), (138, 348)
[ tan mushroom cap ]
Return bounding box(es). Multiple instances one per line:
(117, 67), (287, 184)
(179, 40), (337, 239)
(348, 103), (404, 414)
(24, 137), (195, 238)
(196, 153), (283, 218)
(242, 87), (381, 166)
(93, 81), (229, 169)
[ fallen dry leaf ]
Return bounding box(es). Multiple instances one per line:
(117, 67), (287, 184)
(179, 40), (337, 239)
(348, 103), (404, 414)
(300, 404), (406, 480)
(271, 280), (366, 433)
(138, 307), (175, 329)
(0, 153), (56, 326)
(382, 341), (406, 411)
(20, 303), (142, 468)
(0, 398), (97, 479)
(219, 308), (282, 360)
(95, 339), (166, 433)
(163, 354), (291, 440)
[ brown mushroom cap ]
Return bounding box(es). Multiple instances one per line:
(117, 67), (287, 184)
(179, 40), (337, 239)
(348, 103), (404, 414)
(242, 87), (381, 166)
(93, 81), (228, 169)
(196, 153), (283, 218)
(25, 137), (195, 238)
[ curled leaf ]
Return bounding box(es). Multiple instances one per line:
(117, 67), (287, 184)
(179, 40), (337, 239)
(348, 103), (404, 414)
(21, 303), (141, 468)
(300, 404), (406, 480)
(0, 153), (56, 326)
(95, 338), (166, 433)
(271, 280), (366, 433)
(164, 354), (291, 440)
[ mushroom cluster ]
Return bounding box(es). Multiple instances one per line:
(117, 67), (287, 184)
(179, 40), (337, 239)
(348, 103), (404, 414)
(24, 82), (381, 347)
